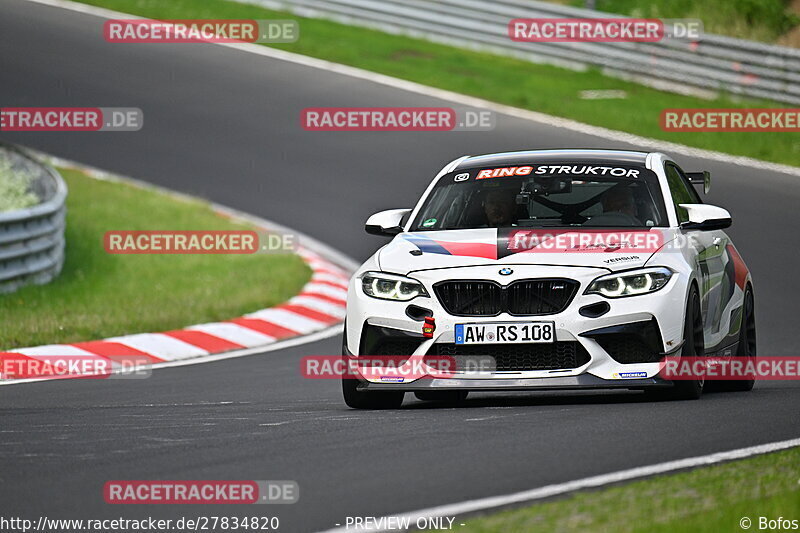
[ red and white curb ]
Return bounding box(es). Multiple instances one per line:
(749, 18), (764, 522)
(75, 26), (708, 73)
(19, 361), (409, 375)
(1, 248), (348, 378)
(0, 152), (357, 382)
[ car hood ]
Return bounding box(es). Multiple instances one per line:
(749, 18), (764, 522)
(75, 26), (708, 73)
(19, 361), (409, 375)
(378, 228), (674, 275)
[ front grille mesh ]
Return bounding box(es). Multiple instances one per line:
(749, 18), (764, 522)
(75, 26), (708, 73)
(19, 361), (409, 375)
(595, 335), (659, 364)
(507, 280), (578, 314)
(430, 342), (590, 371)
(433, 281), (503, 316)
(434, 279), (578, 316)
(360, 324), (424, 356)
(369, 339), (422, 356)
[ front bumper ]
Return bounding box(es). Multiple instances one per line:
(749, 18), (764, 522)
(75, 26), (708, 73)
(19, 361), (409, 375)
(343, 344), (672, 390)
(345, 264), (690, 391)
(356, 375), (671, 391)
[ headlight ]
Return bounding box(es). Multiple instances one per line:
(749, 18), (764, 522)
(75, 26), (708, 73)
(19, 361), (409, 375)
(585, 267), (673, 298)
(361, 271), (428, 301)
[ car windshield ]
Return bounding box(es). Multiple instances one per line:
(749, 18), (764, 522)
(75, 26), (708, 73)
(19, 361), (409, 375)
(411, 165), (668, 231)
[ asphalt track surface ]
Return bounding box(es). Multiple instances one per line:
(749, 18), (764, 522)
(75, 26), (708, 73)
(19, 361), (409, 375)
(1, 1), (799, 531)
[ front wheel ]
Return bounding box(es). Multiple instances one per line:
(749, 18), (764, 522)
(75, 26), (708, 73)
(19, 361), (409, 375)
(341, 329), (404, 409)
(342, 376), (404, 409)
(648, 285), (705, 401)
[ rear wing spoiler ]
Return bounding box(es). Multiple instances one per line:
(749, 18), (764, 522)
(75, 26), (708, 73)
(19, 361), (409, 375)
(686, 171), (711, 194)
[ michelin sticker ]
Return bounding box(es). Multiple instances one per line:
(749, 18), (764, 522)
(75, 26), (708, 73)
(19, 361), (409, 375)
(613, 371), (648, 379)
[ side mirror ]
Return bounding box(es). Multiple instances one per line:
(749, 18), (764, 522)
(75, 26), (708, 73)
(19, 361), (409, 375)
(685, 171), (711, 194)
(365, 209), (411, 237)
(679, 204), (731, 231)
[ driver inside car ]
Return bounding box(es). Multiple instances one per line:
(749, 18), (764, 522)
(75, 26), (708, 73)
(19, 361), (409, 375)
(483, 189), (518, 227)
(601, 185), (638, 217)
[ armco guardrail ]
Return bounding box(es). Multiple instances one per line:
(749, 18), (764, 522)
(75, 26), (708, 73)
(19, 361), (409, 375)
(0, 144), (67, 294)
(253, 0), (800, 105)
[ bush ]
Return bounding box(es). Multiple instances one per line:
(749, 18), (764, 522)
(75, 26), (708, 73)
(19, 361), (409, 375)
(591, 0), (800, 43)
(0, 156), (39, 212)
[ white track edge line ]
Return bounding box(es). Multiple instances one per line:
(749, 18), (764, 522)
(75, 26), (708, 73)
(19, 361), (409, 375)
(0, 324), (342, 386)
(20, 0), (800, 177)
(317, 436), (800, 532)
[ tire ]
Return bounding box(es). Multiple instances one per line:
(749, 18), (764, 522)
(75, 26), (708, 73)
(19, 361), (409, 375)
(342, 375), (404, 409)
(717, 286), (756, 392)
(341, 330), (404, 409)
(647, 285), (705, 401)
(414, 391), (469, 403)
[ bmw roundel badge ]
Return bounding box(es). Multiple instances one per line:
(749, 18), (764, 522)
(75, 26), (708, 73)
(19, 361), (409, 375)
(499, 268), (513, 276)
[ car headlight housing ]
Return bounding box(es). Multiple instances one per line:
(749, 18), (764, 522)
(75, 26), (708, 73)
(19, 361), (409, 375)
(585, 267), (673, 298)
(361, 271), (428, 301)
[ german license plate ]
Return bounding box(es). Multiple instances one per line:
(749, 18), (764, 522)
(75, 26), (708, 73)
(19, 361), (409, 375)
(454, 322), (555, 345)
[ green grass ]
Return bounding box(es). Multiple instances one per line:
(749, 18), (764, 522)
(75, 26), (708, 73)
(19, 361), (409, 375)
(574, 0), (800, 44)
(457, 446), (800, 533)
(0, 168), (311, 349)
(75, 0), (800, 167)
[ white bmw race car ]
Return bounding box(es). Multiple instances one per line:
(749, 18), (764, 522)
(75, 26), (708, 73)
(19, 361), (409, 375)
(343, 149), (756, 408)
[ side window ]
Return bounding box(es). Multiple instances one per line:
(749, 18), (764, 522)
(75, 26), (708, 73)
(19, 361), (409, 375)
(674, 164), (702, 204)
(664, 163), (700, 223)
(415, 186), (451, 229)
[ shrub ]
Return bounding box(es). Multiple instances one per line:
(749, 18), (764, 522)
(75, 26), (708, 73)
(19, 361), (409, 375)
(0, 156), (39, 212)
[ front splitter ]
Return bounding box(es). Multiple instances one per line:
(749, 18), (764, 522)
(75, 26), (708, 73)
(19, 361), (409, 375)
(357, 374), (672, 391)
